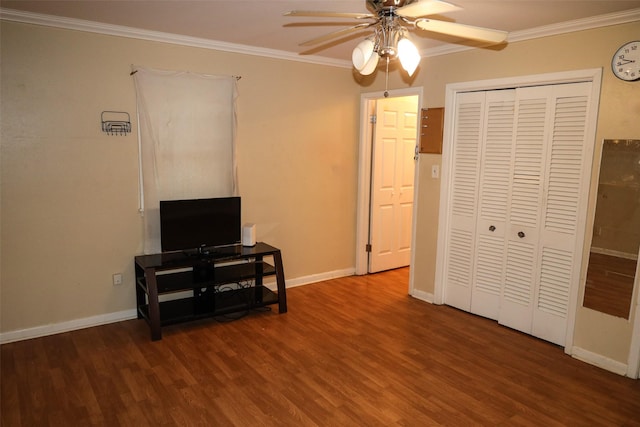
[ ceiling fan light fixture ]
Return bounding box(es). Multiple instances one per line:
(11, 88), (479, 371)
(360, 51), (380, 75)
(397, 37), (420, 76)
(352, 38), (376, 71)
(287, 0), (508, 78)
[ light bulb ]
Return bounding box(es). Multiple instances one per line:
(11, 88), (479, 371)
(398, 38), (420, 77)
(352, 39), (375, 72)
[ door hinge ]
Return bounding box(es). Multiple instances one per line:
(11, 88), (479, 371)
(370, 114), (377, 124)
(366, 243), (372, 252)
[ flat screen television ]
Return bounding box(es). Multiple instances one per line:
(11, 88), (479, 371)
(159, 197), (241, 253)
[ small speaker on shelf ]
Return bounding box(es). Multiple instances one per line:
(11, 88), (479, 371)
(242, 223), (256, 247)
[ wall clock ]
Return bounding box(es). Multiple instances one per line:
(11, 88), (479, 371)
(611, 40), (640, 81)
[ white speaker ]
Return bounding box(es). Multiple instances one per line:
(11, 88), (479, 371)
(242, 223), (256, 247)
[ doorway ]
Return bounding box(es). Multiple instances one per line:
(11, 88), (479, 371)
(356, 88), (423, 283)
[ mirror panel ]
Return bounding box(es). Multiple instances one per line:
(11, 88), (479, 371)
(583, 139), (640, 319)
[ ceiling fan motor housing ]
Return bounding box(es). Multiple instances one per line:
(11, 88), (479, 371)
(366, 0), (417, 13)
(377, 16), (402, 58)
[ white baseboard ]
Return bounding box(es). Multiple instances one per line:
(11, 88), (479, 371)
(0, 309), (138, 344)
(4, 272), (631, 382)
(410, 289), (434, 304)
(263, 267), (355, 290)
(0, 268), (356, 344)
(570, 346), (629, 376)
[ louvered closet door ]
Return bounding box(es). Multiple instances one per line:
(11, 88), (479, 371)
(442, 91), (486, 311)
(498, 89), (549, 335)
(498, 82), (593, 346)
(469, 90), (516, 320)
(443, 90), (516, 317)
(532, 82), (593, 345)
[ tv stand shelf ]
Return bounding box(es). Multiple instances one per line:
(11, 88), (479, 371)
(134, 242), (287, 340)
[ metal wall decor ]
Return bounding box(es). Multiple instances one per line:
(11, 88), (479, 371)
(101, 111), (131, 136)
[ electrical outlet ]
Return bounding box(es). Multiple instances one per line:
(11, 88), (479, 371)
(112, 273), (123, 286)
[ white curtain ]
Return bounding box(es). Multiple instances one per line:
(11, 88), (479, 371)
(133, 66), (238, 254)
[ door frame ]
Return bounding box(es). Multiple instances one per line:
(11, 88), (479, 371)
(355, 87), (423, 284)
(434, 68), (602, 355)
(628, 258), (640, 378)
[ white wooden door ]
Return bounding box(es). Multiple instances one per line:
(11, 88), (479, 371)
(442, 90), (516, 319)
(442, 91), (486, 311)
(470, 90), (516, 320)
(369, 96), (418, 273)
(498, 90), (549, 335)
(442, 81), (596, 347)
(498, 82), (594, 346)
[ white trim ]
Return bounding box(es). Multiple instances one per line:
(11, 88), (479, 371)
(433, 96), (457, 305)
(410, 289), (434, 304)
(627, 248), (640, 378)
(443, 68), (603, 94)
(355, 88), (424, 279)
(571, 346), (628, 377)
(2, 7), (638, 66)
(628, 299), (640, 378)
(422, 8), (640, 57)
(0, 268), (355, 344)
(407, 152), (421, 298)
(355, 95), (376, 276)
(0, 8), (350, 69)
(263, 267), (355, 290)
(0, 309), (138, 344)
(628, 325), (640, 378)
(564, 70), (603, 353)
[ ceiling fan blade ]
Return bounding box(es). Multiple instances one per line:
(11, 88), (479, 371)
(285, 10), (375, 19)
(397, 0), (461, 18)
(299, 23), (374, 46)
(416, 19), (508, 44)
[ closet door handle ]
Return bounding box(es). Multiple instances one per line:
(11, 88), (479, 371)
(518, 231), (525, 238)
(489, 225), (496, 232)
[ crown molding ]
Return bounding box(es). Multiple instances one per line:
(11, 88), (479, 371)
(2, 7), (639, 65)
(422, 7), (640, 57)
(0, 8), (352, 69)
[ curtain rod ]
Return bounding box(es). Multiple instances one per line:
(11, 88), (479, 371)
(129, 70), (241, 80)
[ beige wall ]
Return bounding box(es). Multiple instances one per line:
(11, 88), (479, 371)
(1, 21), (359, 334)
(2, 16), (639, 369)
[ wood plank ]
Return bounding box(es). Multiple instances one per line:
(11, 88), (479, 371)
(2, 268), (639, 426)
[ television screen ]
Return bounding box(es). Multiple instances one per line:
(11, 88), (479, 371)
(159, 197), (241, 252)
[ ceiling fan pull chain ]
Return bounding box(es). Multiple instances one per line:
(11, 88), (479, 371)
(384, 57), (390, 98)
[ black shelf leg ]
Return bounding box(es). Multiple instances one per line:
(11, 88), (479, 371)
(255, 255), (264, 304)
(145, 267), (162, 341)
(273, 250), (287, 313)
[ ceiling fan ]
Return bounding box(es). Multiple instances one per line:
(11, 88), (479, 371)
(285, 0), (508, 77)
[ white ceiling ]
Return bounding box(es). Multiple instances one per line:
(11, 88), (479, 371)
(2, 0), (640, 64)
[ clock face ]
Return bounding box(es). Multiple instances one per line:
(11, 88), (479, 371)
(611, 41), (640, 81)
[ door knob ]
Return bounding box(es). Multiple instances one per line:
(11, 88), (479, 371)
(489, 225), (496, 232)
(518, 231), (525, 238)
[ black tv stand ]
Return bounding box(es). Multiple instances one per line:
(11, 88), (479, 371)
(180, 244), (239, 258)
(134, 242), (287, 341)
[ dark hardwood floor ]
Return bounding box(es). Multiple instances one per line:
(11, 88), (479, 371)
(2, 268), (639, 426)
